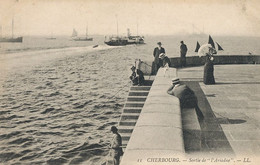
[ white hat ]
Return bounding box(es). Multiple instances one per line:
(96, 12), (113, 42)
(172, 77), (180, 84)
(159, 53), (165, 59)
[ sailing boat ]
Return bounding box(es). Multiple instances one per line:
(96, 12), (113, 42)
(72, 26), (93, 41)
(195, 41), (200, 52)
(208, 35), (224, 51)
(216, 42), (224, 51)
(208, 35), (215, 49)
(196, 35), (224, 55)
(0, 18), (23, 43)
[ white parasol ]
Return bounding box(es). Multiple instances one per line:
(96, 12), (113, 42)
(198, 44), (213, 57)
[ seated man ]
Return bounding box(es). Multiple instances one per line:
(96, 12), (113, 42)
(129, 66), (145, 86)
(167, 77), (204, 121)
(159, 53), (171, 68)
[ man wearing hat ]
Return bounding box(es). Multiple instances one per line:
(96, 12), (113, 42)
(180, 41), (188, 67)
(167, 78), (204, 121)
(129, 66), (145, 86)
(153, 42), (165, 74)
(109, 126), (123, 165)
(159, 53), (171, 68)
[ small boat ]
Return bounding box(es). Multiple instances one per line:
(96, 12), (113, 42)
(46, 33), (56, 40)
(208, 35), (216, 49)
(216, 42), (224, 51)
(46, 37), (56, 40)
(195, 41), (200, 52)
(208, 35), (223, 51)
(0, 18), (23, 43)
(197, 35), (224, 55)
(194, 35), (224, 51)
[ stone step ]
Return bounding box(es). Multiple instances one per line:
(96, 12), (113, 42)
(125, 102), (144, 107)
(122, 141), (128, 146)
(129, 91), (149, 96)
(130, 86), (151, 91)
(122, 136), (130, 141)
(121, 133), (132, 141)
(121, 143), (127, 149)
(127, 96), (147, 102)
(123, 108), (142, 113)
(118, 126), (135, 133)
(144, 76), (156, 80)
(121, 114), (140, 120)
(119, 121), (137, 126)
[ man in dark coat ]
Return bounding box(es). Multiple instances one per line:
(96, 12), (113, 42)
(110, 126), (123, 165)
(167, 78), (204, 121)
(153, 42), (165, 74)
(180, 41), (188, 67)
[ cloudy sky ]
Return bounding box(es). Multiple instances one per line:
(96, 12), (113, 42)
(0, 0), (260, 36)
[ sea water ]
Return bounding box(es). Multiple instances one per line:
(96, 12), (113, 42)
(0, 35), (259, 164)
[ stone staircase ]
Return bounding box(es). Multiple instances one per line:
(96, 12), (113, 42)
(118, 85), (152, 148)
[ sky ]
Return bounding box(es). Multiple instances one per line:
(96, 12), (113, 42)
(0, 0), (260, 36)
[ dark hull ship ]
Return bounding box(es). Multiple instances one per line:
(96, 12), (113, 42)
(104, 29), (144, 46)
(104, 36), (128, 46)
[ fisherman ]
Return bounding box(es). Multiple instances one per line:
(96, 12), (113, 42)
(204, 47), (216, 85)
(159, 53), (171, 68)
(129, 66), (145, 86)
(109, 126), (123, 165)
(180, 41), (188, 67)
(167, 78), (204, 121)
(153, 42), (165, 74)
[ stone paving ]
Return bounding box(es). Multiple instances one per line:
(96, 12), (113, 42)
(120, 65), (260, 165)
(177, 65), (260, 157)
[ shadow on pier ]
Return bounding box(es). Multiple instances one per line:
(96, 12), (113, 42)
(183, 81), (236, 155)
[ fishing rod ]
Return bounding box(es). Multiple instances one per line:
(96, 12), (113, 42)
(141, 62), (152, 68)
(108, 80), (132, 99)
(139, 60), (152, 68)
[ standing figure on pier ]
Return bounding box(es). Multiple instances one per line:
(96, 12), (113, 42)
(203, 46), (217, 85)
(153, 42), (165, 74)
(109, 126), (123, 165)
(180, 41), (188, 67)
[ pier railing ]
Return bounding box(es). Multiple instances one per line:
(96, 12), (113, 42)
(141, 55), (260, 76)
(170, 55), (260, 68)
